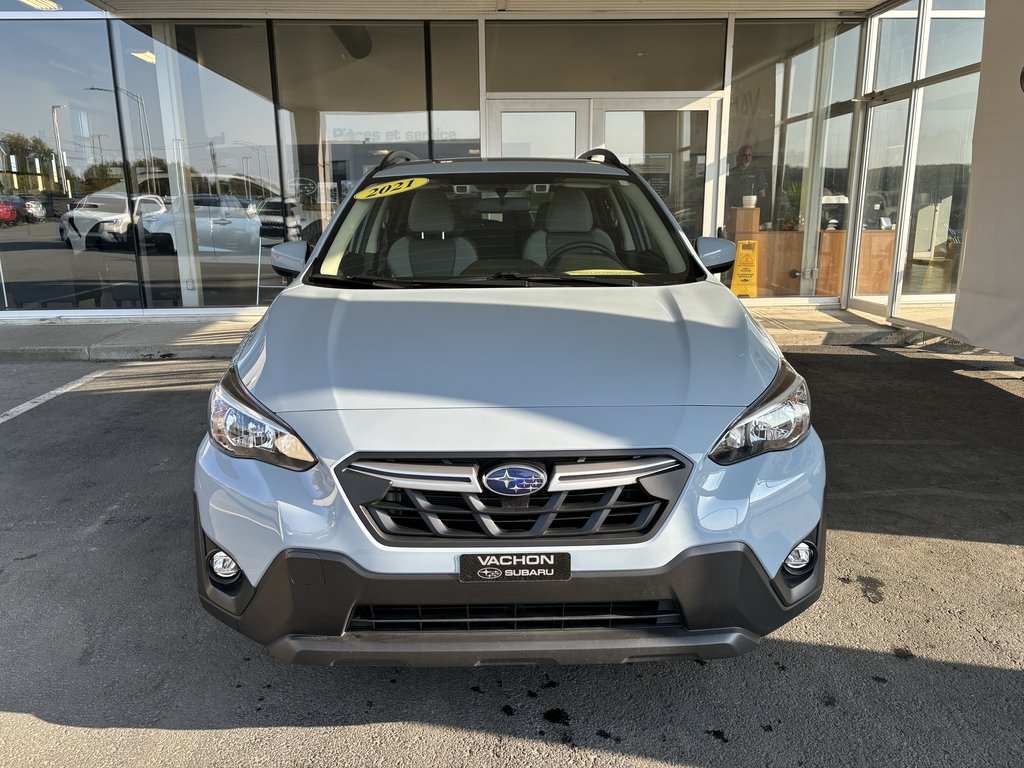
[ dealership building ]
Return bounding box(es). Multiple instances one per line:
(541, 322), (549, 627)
(0, 0), (1020, 356)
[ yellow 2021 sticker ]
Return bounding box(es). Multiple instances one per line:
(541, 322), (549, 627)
(354, 177), (429, 200)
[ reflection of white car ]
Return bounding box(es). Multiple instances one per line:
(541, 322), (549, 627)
(145, 194), (261, 257)
(59, 193), (166, 251)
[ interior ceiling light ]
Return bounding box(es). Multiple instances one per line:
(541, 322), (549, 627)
(131, 50), (157, 64)
(18, 0), (62, 9)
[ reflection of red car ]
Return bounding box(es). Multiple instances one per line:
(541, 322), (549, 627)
(0, 199), (18, 226)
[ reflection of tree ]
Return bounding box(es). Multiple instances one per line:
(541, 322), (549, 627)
(0, 131), (53, 160)
(0, 131), (56, 194)
(132, 157), (169, 172)
(79, 161), (124, 194)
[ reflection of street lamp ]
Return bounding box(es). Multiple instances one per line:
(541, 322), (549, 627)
(85, 86), (153, 192)
(51, 104), (69, 196)
(233, 140), (271, 197)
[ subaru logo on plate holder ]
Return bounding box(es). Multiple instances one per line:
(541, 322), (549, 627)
(481, 464), (548, 496)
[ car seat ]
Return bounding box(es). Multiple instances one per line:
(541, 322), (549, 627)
(523, 189), (615, 267)
(386, 190), (477, 277)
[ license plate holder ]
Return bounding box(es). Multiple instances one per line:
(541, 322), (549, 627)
(459, 553), (571, 583)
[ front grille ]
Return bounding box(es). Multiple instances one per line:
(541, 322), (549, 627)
(347, 600), (683, 632)
(337, 454), (689, 543)
(370, 484), (663, 539)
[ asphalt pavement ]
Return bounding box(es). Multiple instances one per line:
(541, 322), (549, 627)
(0, 346), (1022, 767)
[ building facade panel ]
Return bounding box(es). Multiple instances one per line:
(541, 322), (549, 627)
(0, 2), (986, 320)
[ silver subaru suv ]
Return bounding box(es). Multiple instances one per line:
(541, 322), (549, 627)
(194, 150), (825, 666)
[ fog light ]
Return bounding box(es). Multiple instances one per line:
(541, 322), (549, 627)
(783, 541), (814, 574)
(209, 550), (241, 582)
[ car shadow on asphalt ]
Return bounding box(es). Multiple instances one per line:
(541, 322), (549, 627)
(787, 346), (1024, 548)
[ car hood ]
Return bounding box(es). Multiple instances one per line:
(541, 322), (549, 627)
(235, 280), (781, 412)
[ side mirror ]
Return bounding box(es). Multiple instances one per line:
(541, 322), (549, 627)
(270, 240), (310, 278)
(695, 236), (736, 274)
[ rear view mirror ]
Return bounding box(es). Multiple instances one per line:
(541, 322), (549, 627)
(695, 237), (736, 274)
(271, 240), (310, 278)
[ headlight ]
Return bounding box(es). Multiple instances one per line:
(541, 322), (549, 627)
(209, 367), (316, 471)
(709, 360), (811, 465)
(98, 219), (125, 233)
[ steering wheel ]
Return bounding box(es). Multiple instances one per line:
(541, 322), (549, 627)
(546, 240), (617, 263)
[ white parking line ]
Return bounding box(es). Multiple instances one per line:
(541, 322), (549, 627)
(0, 369), (109, 426)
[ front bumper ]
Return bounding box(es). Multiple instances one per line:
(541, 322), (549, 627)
(197, 512), (824, 666)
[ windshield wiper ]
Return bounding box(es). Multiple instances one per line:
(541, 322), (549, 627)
(308, 273), (428, 289)
(478, 271), (640, 287)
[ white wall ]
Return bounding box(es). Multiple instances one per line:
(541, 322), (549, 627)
(952, 0), (1024, 357)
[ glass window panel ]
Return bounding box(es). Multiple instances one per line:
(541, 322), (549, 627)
(924, 18), (984, 77)
(486, 21), (725, 92)
(788, 47), (819, 118)
(0, 20), (131, 311)
(932, 1), (984, 10)
(501, 113), (576, 158)
(111, 21), (280, 308)
(0, 0), (98, 9)
(853, 99), (910, 307)
(874, 19), (917, 91)
(430, 22), (480, 160)
(829, 23), (862, 105)
(895, 74), (979, 329)
(729, 20), (859, 297)
(275, 22), (428, 255)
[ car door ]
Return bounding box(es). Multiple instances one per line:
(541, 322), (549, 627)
(210, 195), (253, 257)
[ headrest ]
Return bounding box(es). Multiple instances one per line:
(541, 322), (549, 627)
(408, 189), (455, 233)
(545, 189), (593, 233)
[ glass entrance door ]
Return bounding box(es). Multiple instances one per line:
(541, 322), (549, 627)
(485, 99), (589, 159)
(486, 97), (719, 238)
(592, 99), (717, 240)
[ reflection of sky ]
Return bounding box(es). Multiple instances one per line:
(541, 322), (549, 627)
(1, 20), (122, 176)
(113, 21), (277, 176)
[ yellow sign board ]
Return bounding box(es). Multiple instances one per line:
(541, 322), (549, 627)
(730, 239), (759, 298)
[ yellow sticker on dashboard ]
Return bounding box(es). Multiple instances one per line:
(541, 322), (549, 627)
(565, 269), (644, 276)
(354, 177), (429, 200)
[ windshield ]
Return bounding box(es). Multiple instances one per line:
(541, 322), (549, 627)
(309, 174), (697, 287)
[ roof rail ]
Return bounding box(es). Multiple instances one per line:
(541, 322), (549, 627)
(577, 148), (627, 170)
(374, 150), (420, 172)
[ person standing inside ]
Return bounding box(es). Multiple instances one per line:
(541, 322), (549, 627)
(726, 144), (769, 209)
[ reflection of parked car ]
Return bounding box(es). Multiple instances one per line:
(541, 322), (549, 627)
(19, 195), (46, 222)
(0, 198), (17, 226)
(1, 194), (46, 223)
(145, 194), (261, 257)
(59, 192), (166, 251)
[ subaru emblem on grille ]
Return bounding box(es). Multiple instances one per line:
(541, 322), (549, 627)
(482, 464), (548, 496)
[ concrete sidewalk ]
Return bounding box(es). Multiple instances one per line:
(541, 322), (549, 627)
(0, 307), (939, 362)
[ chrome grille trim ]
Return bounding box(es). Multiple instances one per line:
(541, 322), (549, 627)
(349, 456), (681, 494)
(547, 457), (681, 491)
(348, 460), (482, 494)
